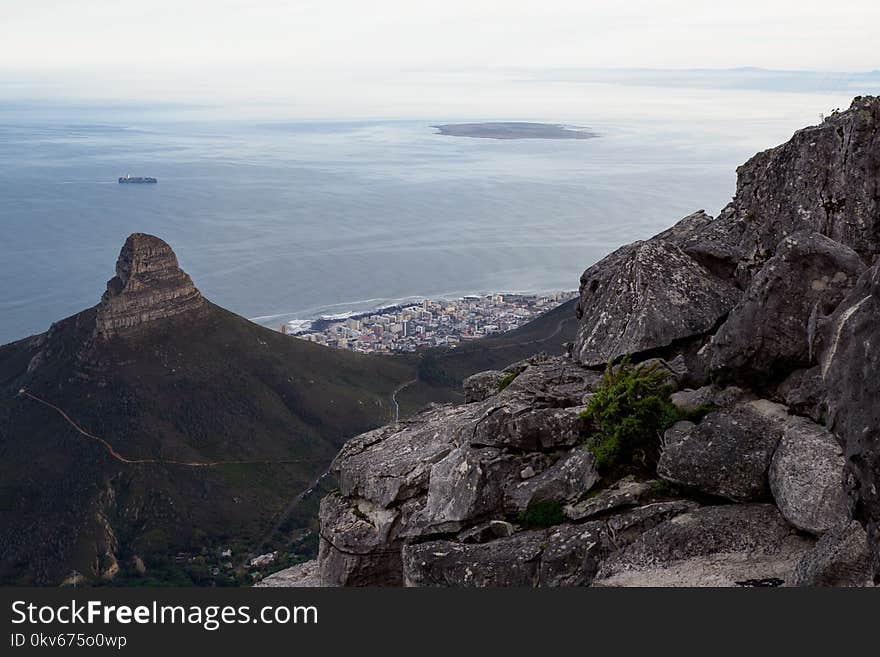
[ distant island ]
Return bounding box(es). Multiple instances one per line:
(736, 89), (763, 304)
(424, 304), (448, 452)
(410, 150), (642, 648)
(433, 122), (597, 140)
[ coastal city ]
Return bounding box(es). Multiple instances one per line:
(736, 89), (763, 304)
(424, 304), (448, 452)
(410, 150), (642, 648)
(281, 292), (577, 353)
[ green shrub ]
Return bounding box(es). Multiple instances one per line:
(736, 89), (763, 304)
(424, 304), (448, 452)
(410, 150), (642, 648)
(517, 500), (565, 528)
(497, 372), (519, 391)
(581, 356), (678, 471)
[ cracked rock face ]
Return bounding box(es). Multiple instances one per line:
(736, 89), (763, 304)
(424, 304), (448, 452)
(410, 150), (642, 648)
(678, 96), (880, 286)
(821, 261), (880, 579)
(94, 233), (205, 338)
(709, 231), (865, 381)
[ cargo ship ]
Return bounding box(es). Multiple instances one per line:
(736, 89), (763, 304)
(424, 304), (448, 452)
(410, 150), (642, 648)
(118, 175), (157, 184)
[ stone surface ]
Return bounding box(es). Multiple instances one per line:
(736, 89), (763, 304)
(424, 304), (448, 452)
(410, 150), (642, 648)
(458, 520), (516, 544)
(403, 522), (608, 587)
(317, 493), (408, 587)
(470, 404), (588, 451)
(792, 520), (874, 587)
(499, 354), (603, 405)
(573, 239), (740, 367)
(657, 400), (790, 501)
(563, 477), (656, 521)
(710, 232), (864, 380)
(670, 385), (717, 413)
(331, 404), (470, 506)
(403, 531), (544, 587)
(463, 370), (506, 402)
(408, 446), (514, 535)
(255, 561), (323, 587)
(769, 416), (850, 535)
(594, 504), (814, 587)
(605, 500), (699, 547)
(505, 448), (599, 513)
(94, 233), (205, 338)
(821, 260), (880, 579)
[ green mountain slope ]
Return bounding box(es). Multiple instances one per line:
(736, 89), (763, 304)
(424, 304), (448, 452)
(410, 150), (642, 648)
(0, 236), (415, 585)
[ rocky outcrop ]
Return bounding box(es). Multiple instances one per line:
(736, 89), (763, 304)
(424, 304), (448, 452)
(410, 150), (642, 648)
(709, 232), (865, 381)
(255, 561), (323, 587)
(463, 370), (507, 402)
(266, 98), (880, 588)
(679, 96), (880, 284)
(573, 238), (739, 367)
(94, 233), (205, 338)
(820, 260), (880, 579)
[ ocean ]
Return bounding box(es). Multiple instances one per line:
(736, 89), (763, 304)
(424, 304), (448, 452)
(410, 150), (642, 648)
(0, 83), (862, 344)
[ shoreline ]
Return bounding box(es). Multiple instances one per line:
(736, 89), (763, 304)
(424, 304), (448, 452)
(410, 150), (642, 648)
(255, 290), (577, 335)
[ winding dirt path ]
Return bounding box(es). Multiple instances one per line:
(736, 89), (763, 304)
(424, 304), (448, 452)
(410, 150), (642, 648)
(17, 389), (325, 467)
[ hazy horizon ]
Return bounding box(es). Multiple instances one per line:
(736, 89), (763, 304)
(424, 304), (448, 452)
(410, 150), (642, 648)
(3, 1), (880, 119)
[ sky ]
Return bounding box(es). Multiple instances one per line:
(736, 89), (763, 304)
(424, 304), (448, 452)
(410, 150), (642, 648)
(1, 1), (878, 115)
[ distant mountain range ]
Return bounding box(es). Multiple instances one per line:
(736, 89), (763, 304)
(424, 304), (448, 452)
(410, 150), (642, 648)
(525, 67), (880, 95)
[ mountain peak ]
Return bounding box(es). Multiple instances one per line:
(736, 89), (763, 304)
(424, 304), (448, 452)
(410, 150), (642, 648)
(95, 233), (205, 338)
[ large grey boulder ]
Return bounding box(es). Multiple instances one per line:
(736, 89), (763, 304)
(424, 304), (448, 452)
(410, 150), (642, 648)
(710, 232), (864, 380)
(505, 448), (599, 513)
(594, 504), (814, 587)
(403, 522), (608, 587)
(573, 239), (739, 367)
(657, 400), (790, 501)
(769, 416), (850, 535)
(821, 261), (880, 579)
(792, 521), (874, 587)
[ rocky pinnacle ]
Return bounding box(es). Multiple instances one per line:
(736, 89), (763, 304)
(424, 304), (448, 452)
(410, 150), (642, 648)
(94, 233), (205, 338)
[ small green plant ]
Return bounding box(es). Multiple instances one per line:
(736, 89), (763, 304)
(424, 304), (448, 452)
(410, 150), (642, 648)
(497, 372), (519, 391)
(516, 500), (565, 528)
(581, 356), (678, 471)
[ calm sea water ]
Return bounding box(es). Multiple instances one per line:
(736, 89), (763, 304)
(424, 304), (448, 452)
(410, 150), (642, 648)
(0, 86), (859, 344)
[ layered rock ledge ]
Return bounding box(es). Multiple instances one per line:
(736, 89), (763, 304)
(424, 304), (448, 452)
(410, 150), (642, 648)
(94, 233), (205, 338)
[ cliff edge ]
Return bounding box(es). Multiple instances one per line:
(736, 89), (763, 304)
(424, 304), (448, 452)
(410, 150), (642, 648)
(263, 96), (880, 588)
